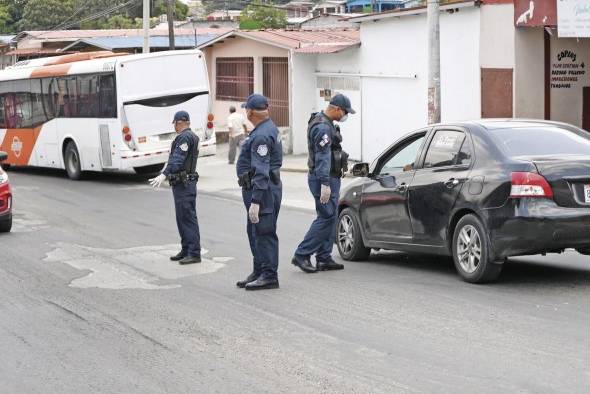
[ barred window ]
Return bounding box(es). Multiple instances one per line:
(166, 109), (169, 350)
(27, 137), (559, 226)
(216, 57), (254, 102)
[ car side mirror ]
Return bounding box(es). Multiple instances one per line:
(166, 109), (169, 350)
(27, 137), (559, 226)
(352, 162), (370, 177)
(0, 151), (7, 162)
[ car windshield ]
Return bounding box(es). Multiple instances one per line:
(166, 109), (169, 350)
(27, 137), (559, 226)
(490, 126), (590, 157)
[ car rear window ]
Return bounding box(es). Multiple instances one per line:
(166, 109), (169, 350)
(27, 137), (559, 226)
(491, 126), (590, 157)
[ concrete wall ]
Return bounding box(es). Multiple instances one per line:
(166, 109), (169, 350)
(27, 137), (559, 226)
(480, 3), (515, 69)
(290, 52), (318, 155)
(514, 27), (545, 119)
(289, 48), (362, 157)
(550, 36), (590, 128)
(202, 37), (288, 131)
(358, 6), (481, 162)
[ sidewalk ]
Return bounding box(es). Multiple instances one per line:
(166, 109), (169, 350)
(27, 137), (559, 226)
(196, 143), (353, 211)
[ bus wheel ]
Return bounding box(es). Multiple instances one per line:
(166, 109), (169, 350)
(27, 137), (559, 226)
(134, 163), (165, 175)
(64, 141), (83, 180)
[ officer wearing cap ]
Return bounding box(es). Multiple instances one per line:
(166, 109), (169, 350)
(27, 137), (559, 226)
(235, 94), (283, 290)
(149, 110), (202, 265)
(292, 93), (354, 273)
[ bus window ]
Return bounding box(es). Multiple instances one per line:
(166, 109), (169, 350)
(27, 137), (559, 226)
(77, 75), (99, 118)
(13, 80), (32, 128)
(30, 79), (48, 126)
(99, 74), (116, 118)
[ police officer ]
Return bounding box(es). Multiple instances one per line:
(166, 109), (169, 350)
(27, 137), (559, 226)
(292, 94), (353, 273)
(149, 110), (201, 265)
(236, 94), (283, 290)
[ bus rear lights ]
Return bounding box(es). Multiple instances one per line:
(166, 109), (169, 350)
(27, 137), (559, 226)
(122, 126), (130, 134)
(207, 122), (214, 129)
(207, 113), (214, 122)
(124, 134), (132, 142)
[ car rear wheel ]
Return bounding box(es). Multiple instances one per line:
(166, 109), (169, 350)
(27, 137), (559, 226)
(452, 214), (502, 283)
(337, 208), (371, 261)
(0, 215), (12, 233)
(64, 141), (83, 180)
(134, 163), (165, 175)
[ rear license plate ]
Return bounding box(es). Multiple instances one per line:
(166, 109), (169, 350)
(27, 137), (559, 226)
(585, 184), (590, 203)
(159, 133), (176, 141)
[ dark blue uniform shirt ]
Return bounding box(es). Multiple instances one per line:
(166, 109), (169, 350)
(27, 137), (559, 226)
(163, 128), (198, 177)
(309, 112), (333, 186)
(236, 118), (283, 205)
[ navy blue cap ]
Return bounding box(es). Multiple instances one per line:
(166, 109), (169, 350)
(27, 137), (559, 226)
(172, 110), (190, 123)
(330, 93), (355, 114)
(241, 94), (269, 110)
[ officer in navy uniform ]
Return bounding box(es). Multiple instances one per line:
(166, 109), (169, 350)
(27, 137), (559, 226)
(236, 94), (283, 290)
(292, 94), (353, 273)
(149, 110), (201, 265)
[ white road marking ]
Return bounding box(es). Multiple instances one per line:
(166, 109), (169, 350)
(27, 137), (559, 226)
(44, 243), (232, 290)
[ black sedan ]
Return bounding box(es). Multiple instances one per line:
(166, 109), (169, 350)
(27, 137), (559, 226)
(337, 119), (590, 283)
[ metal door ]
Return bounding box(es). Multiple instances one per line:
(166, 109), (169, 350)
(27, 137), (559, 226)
(263, 57), (289, 127)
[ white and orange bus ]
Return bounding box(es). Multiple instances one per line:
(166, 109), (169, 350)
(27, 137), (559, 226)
(0, 49), (216, 179)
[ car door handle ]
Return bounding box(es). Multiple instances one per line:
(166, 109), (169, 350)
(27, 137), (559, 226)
(444, 178), (461, 188)
(395, 183), (408, 193)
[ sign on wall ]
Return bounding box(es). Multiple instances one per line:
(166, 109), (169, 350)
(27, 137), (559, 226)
(514, 0), (557, 27)
(558, 0), (590, 37)
(551, 49), (586, 89)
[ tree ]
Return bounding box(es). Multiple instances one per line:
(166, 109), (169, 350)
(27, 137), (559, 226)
(19, 0), (74, 30)
(239, 0), (286, 30)
(151, 0), (189, 21)
(0, 0), (28, 33)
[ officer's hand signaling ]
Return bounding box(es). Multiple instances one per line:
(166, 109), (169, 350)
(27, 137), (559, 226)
(249, 203), (260, 223)
(320, 184), (331, 204)
(149, 174), (166, 188)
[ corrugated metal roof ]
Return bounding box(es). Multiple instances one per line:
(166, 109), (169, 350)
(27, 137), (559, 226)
(236, 29), (360, 53)
(63, 34), (220, 51)
(17, 28), (232, 41)
(293, 43), (359, 53)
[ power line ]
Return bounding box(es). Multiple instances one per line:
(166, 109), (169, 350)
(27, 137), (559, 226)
(55, 0), (142, 30)
(51, 0), (96, 30)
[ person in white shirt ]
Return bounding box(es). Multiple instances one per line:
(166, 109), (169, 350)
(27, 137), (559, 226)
(227, 106), (248, 164)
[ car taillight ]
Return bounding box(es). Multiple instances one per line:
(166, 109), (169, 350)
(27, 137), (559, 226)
(207, 113), (214, 122)
(124, 134), (132, 142)
(207, 122), (214, 129)
(510, 172), (553, 198)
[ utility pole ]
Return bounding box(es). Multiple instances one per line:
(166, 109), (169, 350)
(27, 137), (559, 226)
(167, 0), (176, 50)
(427, 0), (441, 124)
(142, 0), (150, 53)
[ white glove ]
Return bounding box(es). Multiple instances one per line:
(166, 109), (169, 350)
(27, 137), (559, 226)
(320, 184), (331, 204)
(149, 174), (166, 188)
(249, 203), (260, 224)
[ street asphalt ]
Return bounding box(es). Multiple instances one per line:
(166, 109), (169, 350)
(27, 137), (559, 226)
(2, 165), (590, 394)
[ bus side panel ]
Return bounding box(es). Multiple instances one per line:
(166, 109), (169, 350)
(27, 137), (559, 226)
(0, 127), (42, 166)
(34, 120), (61, 168)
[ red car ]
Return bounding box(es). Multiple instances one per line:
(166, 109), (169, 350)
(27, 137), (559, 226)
(0, 151), (12, 233)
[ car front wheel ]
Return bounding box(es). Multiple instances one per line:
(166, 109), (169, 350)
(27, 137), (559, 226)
(337, 208), (371, 261)
(452, 214), (502, 283)
(0, 215), (12, 233)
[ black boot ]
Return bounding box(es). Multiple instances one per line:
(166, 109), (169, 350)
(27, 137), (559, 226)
(179, 255), (201, 265)
(316, 257), (344, 271)
(236, 272), (259, 288)
(170, 251), (186, 261)
(245, 277), (279, 290)
(291, 255), (317, 273)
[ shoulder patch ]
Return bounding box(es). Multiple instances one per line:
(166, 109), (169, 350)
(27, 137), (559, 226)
(180, 143), (189, 152)
(319, 133), (330, 147)
(257, 144), (268, 157)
